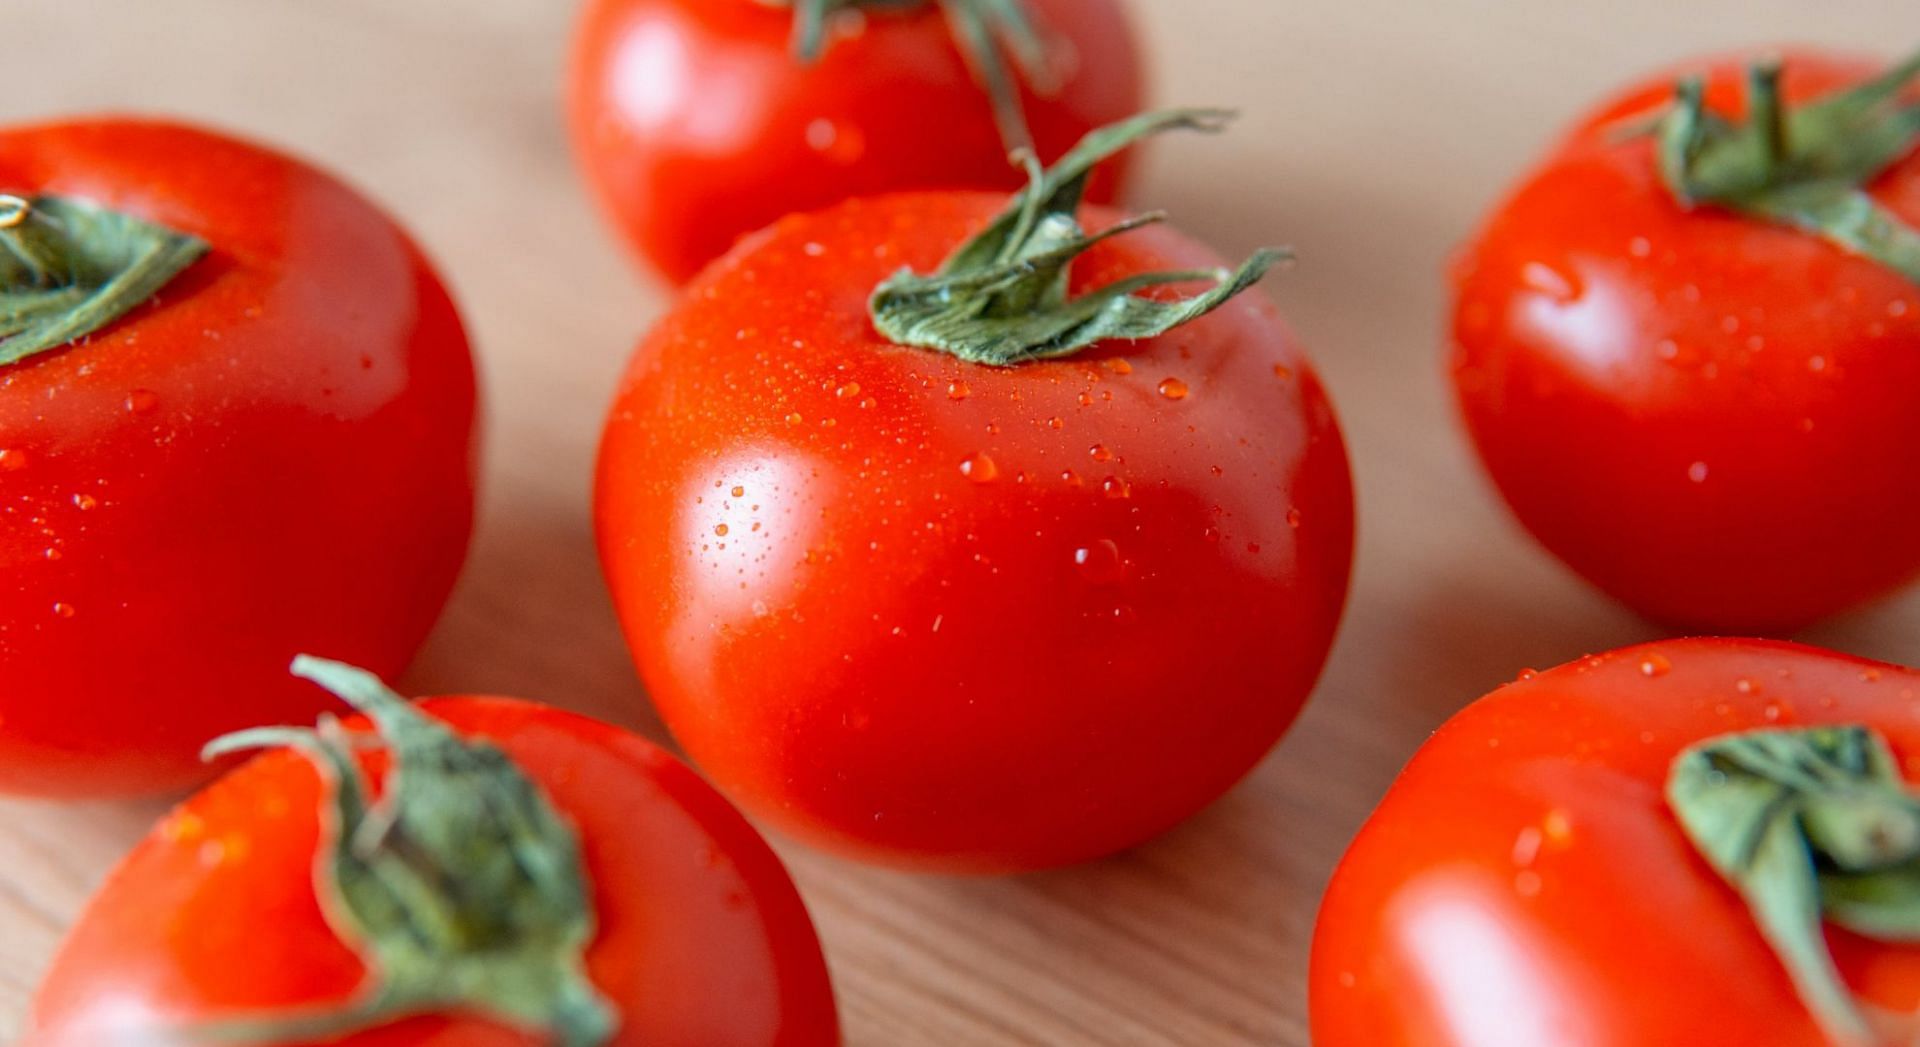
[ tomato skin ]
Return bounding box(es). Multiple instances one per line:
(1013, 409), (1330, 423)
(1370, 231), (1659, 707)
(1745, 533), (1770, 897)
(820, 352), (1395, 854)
(1310, 638), (1920, 1046)
(1450, 52), (1920, 634)
(567, 0), (1144, 283)
(0, 118), (477, 797)
(594, 191), (1354, 873)
(27, 697), (840, 1047)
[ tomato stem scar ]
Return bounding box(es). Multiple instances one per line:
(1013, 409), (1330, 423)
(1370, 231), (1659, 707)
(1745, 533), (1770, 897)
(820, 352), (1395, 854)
(183, 657), (618, 1047)
(869, 108), (1290, 366)
(1669, 725), (1920, 1047)
(1642, 48), (1920, 286)
(0, 193), (207, 367)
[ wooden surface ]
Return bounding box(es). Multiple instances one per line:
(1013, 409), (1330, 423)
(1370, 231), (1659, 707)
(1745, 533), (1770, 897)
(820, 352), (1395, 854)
(3, 2), (1918, 1043)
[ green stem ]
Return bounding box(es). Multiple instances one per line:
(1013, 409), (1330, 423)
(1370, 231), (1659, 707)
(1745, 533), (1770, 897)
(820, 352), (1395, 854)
(1646, 49), (1920, 286)
(869, 108), (1289, 366)
(0, 194), (207, 367)
(1669, 725), (1920, 1047)
(781, 0), (1055, 153)
(184, 657), (619, 1046)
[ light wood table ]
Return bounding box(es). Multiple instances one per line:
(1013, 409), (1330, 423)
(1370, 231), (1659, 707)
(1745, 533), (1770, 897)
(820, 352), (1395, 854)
(3, 2), (1916, 1043)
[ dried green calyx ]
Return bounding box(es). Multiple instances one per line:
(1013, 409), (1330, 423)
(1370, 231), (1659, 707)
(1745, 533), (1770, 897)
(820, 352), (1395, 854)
(189, 657), (617, 1046)
(1668, 724), (1920, 1046)
(0, 193), (207, 366)
(869, 108), (1289, 367)
(1647, 50), (1920, 286)
(777, 0), (1056, 152)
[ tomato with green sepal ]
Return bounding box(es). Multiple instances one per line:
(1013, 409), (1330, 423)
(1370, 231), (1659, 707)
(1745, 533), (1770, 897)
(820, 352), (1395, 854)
(594, 110), (1354, 873)
(1450, 49), (1920, 633)
(0, 118), (477, 798)
(567, 0), (1144, 283)
(27, 657), (839, 1047)
(1312, 638), (1920, 1047)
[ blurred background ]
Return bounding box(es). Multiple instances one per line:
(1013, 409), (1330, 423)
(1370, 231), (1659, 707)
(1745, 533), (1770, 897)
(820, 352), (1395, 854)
(2, 1), (1915, 1043)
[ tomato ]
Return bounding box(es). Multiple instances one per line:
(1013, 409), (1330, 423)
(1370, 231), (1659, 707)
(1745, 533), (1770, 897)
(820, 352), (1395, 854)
(0, 118), (477, 797)
(567, 0), (1144, 283)
(1450, 50), (1920, 633)
(1311, 638), (1920, 1046)
(28, 660), (839, 1047)
(593, 113), (1354, 873)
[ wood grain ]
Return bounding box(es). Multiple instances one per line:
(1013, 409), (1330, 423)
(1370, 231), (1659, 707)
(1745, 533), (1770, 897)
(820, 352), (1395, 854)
(3, 2), (1916, 1043)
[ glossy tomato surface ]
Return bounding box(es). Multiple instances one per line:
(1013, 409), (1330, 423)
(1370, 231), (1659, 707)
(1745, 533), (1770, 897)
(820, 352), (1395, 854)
(568, 0), (1144, 283)
(595, 191), (1354, 873)
(1450, 52), (1920, 633)
(0, 118), (477, 797)
(1312, 638), (1920, 1046)
(29, 697), (840, 1047)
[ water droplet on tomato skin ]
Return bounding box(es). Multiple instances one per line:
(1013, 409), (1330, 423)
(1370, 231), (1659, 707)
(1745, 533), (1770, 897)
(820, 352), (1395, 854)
(1157, 378), (1189, 401)
(0, 449), (28, 471)
(125, 389), (159, 413)
(835, 382), (862, 399)
(1089, 444), (1113, 463)
(51, 602), (75, 619)
(1100, 476), (1130, 500)
(714, 523), (730, 537)
(71, 493), (98, 511)
(1520, 261), (1581, 304)
(947, 381), (970, 401)
(731, 486), (746, 498)
(1687, 462), (1709, 484)
(1104, 358), (1133, 375)
(1073, 539), (1124, 584)
(1286, 509), (1304, 529)
(959, 453), (998, 484)
(1640, 653), (1672, 678)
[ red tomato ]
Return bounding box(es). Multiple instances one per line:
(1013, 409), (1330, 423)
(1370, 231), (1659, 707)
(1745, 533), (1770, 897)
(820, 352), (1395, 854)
(594, 186), (1354, 873)
(28, 683), (839, 1046)
(0, 118), (477, 797)
(567, 0), (1144, 283)
(1311, 638), (1920, 1046)
(1450, 51), (1920, 633)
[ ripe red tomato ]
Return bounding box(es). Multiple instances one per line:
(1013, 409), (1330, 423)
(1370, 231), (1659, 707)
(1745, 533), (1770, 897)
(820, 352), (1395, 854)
(593, 121), (1354, 873)
(28, 662), (839, 1047)
(0, 118), (477, 797)
(1312, 638), (1920, 1046)
(1450, 50), (1920, 633)
(567, 0), (1144, 283)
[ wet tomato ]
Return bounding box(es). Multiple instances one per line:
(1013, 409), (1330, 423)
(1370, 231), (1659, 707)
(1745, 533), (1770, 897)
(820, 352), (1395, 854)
(595, 113), (1354, 873)
(1313, 638), (1920, 1047)
(567, 0), (1144, 283)
(28, 659), (839, 1047)
(1450, 50), (1920, 633)
(0, 118), (477, 797)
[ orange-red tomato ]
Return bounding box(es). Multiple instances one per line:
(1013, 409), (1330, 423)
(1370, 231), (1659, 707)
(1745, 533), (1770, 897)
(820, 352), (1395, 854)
(0, 119), (477, 797)
(1312, 638), (1920, 1046)
(1450, 51), (1920, 633)
(567, 0), (1145, 282)
(594, 189), (1354, 872)
(29, 696), (840, 1047)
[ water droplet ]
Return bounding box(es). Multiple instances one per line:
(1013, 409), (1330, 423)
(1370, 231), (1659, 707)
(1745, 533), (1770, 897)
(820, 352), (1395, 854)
(1272, 364), (1293, 381)
(835, 382), (862, 399)
(1735, 678), (1759, 696)
(1089, 444), (1113, 462)
(1628, 236), (1652, 258)
(1891, 299), (1911, 319)
(43, 547), (61, 561)
(1073, 539), (1124, 584)
(1640, 653), (1672, 678)
(714, 523), (730, 537)
(1101, 476), (1130, 499)
(1516, 668), (1539, 681)
(1808, 355), (1828, 373)
(1157, 378), (1189, 401)
(1104, 358), (1133, 375)
(1286, 508), (1304, 529)
(125, 389), (160, 413)
(1059, 469), (1081, 486)
(1111, 604), (1138, 624)
(1046, 416), (1064, 430)
(1655, 339), (1680, 362)
(804, 118), (865, 163)
(1520, 262), (1579, 303)
(731, 486), (746, 498)
(1687, 462), (1709, 484)
(51, 602), (75, 619)
(72, 493), (98, 511)
(803, 241), (826, 258)
(785, 412), (804, 426)
(0, 449), (28, 471)
(960, 453), (998, 483)
(1864, 669), (1884, 683)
